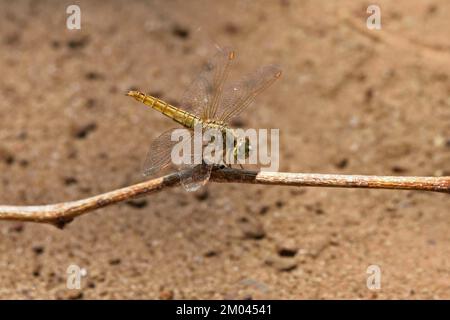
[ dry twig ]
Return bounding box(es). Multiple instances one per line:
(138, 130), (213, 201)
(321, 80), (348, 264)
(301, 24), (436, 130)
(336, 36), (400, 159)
(0, 167), (448, 228)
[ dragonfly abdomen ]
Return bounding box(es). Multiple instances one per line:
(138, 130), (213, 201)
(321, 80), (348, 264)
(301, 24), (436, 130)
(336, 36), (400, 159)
(127, 91), (199, 128)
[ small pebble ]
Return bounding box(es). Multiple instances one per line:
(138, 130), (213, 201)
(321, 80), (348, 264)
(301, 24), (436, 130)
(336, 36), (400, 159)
(159, 290), (174, 300)
(265, 256), (297, 272)
(240, 219), (266, 240)
(32, 245), (45, 255)
(276, 240), (298, 257)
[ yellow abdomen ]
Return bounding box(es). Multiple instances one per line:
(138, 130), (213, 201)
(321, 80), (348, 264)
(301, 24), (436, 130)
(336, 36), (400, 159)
(127, 91), (199, 128)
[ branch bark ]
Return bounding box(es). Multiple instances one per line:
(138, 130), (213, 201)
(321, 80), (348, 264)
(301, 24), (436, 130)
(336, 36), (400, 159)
(0, 167), (449, 228)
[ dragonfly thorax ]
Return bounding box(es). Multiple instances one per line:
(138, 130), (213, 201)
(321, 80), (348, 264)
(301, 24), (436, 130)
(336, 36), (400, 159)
(200, 122), (251, 162)
(201, 119), (228, 131)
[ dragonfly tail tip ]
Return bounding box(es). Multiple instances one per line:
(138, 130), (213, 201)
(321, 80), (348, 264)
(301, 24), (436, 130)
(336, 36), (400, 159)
(126, 90), (139, 97)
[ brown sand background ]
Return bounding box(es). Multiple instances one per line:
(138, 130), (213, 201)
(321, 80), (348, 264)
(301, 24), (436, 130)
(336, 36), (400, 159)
(0, 0), (449, 299)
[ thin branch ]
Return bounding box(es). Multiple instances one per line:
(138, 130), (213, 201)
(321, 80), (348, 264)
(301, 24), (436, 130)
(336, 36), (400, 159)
(0, 167), (449, 228)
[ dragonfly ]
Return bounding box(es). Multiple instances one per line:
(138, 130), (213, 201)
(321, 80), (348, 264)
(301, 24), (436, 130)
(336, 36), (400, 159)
(127, 47), (281, 191)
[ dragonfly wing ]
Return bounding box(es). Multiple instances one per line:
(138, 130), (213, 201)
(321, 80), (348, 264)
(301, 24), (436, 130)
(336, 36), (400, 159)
(142, 128), (192, 177)
(216, 64), (282, 123)
(179, 163), (213, 192)
(180, 47), (235, 120)
(176, 124), (214, 192)
(143, 126), (212, 191)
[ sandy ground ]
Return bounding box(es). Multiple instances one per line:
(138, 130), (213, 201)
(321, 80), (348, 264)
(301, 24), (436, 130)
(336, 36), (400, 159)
(0, 0), (449, 299)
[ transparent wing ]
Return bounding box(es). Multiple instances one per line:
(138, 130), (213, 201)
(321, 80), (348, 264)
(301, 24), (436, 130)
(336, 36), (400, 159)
(180, 47), (235, 120)
(142, 128), (192, 177)
(177, 124), (214, 192)
(179, 163), (213, 192)
(142, 126), (212, 191)
(216, 64), (282, 123)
